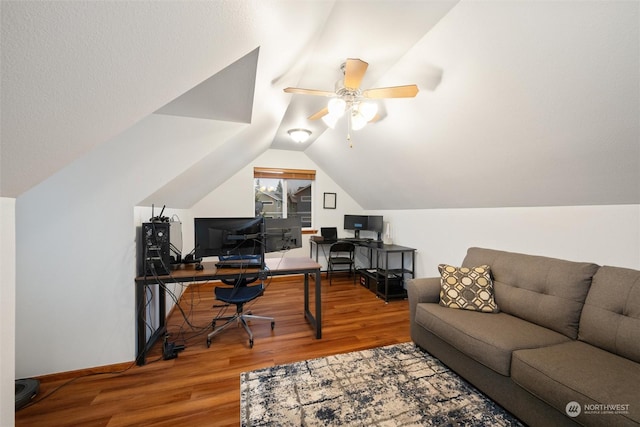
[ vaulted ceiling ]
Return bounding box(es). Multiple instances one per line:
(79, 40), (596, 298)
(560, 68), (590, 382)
(2, 1), (638, 209)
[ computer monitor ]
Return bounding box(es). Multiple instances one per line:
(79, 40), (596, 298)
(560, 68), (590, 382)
(169, 220), (182, 263)
(367, 215), (384, 234)
(344, 214), (368, 238)
(264, 217), (302, 252)
(194, 216), (264, 259)
(343, 214), (384, 239)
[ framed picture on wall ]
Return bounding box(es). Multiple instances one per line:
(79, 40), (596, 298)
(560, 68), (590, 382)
(323, 192), (337, 209)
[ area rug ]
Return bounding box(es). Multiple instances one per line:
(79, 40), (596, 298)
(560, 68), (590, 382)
(240, 342), (523, 426)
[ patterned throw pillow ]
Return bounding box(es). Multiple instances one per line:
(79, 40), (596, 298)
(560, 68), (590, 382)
(438, 264), (499, 313)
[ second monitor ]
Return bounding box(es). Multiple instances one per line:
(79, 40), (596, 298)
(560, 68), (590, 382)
(343, 214), (384, 239)
(194, 216), (303, 259)
(264, 217), (302, 252)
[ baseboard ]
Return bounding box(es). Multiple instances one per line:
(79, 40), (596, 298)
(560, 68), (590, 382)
(33, 360), (134, 384)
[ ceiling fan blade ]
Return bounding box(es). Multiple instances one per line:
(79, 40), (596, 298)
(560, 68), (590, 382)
(344, 58), (368, 90)
(284, 87), (335, 97)
(308, 107), (329, 121)
(362, 85), (419, 99)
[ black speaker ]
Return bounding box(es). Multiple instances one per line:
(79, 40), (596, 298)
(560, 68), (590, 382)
(142, 222), (171, 276)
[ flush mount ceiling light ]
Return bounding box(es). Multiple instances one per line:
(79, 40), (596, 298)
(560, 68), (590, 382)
(284, 58), (419, 147)
(288, 128), (312, 143)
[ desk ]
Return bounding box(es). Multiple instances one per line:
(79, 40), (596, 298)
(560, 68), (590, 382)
(309, 237), (377, 267)
(310, 238), (414, 268)
(134, 257), (322, 365)
(310, 238), (416, 301)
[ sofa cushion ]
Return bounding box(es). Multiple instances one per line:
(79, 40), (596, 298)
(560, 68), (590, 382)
(512, 341), (640, 426)
(414, 302), (570, 376)
(578, 265), (640, 363)
(438, 264), (499, 313)
(462, 247), (599, 339)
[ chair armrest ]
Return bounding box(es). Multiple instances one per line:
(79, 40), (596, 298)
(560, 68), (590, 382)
(407, 277), (441, 326)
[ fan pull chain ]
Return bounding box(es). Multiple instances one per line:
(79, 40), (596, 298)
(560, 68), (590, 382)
(347, 113), (353, 148)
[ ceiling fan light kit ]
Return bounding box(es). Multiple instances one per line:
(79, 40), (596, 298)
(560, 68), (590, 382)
(350, 109), (368, 131)
(284, 58), (418, 146)
(358, 102), (378, 121)
(321, 113), (339, 129)
(328, 98), (346, 116)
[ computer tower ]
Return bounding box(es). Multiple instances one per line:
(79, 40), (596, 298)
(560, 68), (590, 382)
(141, 222), (171, 276)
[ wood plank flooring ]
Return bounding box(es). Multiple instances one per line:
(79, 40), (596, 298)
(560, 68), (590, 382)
(15, 273), (411, 426)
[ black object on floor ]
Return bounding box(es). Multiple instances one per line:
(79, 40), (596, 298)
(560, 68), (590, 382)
(15, 378), (40, 410)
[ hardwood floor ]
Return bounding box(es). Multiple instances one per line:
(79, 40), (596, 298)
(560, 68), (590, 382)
(15, 273), (411, 426)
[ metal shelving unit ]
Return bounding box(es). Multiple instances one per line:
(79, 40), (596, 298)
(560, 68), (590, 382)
(357, 244), (416, 302)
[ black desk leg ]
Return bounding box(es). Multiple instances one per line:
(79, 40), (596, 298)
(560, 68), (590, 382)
(136, 282), (145, 365)
(315, 269), (322, 338)
(158, 283), (166, 330)
(303, 271), (322, 339)
(136, 281), (167, 366)
(303, 272), (313, 333)
(304, 272), (310, 315)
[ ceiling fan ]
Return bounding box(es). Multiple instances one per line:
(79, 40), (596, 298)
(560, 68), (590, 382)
(283, 58), (419, 145)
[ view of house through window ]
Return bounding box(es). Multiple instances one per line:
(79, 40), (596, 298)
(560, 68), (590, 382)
(254, 168), (315, 228)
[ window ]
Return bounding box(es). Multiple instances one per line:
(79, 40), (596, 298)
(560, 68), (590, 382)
(254, 167), (315, 229)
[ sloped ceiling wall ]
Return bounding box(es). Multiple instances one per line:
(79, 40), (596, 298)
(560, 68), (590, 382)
(1, 1), (638, 210)
(306, 1), (640, 209)
(0, 0), (335, 198)
(155, 48), (259, 123)
(141, 48), (266, 208)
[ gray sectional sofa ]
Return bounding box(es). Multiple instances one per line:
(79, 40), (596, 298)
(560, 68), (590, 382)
(407, 247), (640, 427)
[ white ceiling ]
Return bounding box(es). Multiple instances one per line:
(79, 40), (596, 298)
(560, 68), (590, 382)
(1, 1), (638, 209)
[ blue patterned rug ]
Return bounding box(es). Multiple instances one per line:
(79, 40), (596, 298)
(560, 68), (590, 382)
(240, 342), (523, 426)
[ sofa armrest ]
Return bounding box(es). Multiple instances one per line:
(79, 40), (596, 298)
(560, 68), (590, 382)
(407, 277), (441, 303)
(407, 277), (441, 325)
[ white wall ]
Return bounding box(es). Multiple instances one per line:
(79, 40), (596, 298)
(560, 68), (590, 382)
(192, 149), (363, 266)
(14, 114), (243, 378)
(369, 205), (640, 278)
(1, 197), (16, 426)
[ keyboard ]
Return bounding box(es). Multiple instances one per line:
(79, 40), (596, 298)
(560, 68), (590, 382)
(216, 255), (262, 268)
(344, 238), (372, 243)
(216, 260), (261, 269)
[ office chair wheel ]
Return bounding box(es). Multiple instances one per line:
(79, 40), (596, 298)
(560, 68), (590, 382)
(271, 321), (275, 330)
(206, 338), (211, 348)
(249, 339), (254, 349)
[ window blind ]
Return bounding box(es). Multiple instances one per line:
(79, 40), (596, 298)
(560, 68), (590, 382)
(253, 167), (316, 180)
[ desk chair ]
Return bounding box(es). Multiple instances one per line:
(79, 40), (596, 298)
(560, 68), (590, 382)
(327, 241), (356, 285)
(206, 276), (274, 349)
